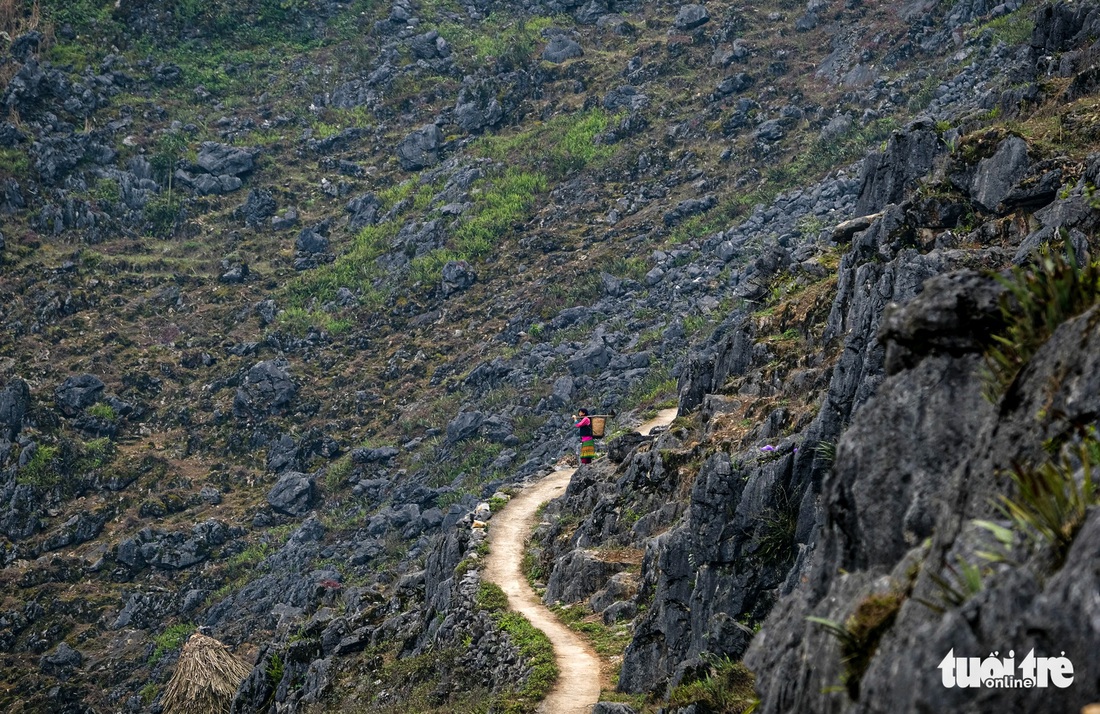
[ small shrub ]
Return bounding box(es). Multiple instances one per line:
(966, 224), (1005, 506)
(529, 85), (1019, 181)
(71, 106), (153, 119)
(666, 655), (758, 713)
(325, 456), (354, 492)
(86, 403), (117, 420)
(755, 503), (797, 566)
(17, 444), (59, 488)
(917, 557), (984, 613)
(808, 590), (906, 700)
(982, 244), (1100, 401)
(813, 440), (836, 464)
(266, 652), (284, 684)
(80, 437), (115, 470)
(995, 435), (1100, 564)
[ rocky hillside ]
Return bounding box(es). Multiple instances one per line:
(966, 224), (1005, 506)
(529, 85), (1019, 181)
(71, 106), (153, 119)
(1, 0), (1099, 712)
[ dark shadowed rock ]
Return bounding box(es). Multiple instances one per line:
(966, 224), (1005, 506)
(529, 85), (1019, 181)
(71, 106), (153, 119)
(855, 120), (946, 215)
(40, 642), (82, 679)
(0, 378), (30, 439)
(54, 374), (105, 417)
(267, 472), (318, 516)
(877, 270), (1006, 374)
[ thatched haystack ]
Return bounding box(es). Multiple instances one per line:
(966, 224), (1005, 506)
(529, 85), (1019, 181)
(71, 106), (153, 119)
(161, 633), (252, 714)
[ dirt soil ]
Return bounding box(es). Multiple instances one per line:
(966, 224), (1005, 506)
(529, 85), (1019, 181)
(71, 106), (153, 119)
(483, 408), (677, 713)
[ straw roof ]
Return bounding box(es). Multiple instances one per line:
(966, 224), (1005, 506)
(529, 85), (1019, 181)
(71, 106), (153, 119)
(161, 633), (253, 714)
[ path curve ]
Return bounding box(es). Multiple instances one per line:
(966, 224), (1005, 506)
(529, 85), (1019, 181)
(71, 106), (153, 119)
(483, 407), (677, 714)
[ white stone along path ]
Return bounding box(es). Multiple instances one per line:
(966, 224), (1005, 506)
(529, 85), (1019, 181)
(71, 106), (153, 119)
(483, 408), (677, 714)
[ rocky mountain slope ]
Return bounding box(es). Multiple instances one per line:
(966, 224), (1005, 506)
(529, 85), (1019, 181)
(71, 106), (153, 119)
(1, 0), (1099, 712)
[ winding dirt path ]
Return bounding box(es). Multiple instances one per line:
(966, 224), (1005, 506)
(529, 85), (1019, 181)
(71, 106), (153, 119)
(483, 408), (677, 714)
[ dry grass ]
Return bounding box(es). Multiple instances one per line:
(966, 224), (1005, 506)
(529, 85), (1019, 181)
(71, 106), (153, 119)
(0, 0), (49, 88)
(161, 633), (253, 714)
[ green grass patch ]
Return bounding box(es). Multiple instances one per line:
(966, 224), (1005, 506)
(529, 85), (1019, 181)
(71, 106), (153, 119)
(16, 444), (60, 489)
(86, 402), (117, 420)
(624, 364), (677, 412)
(474, 581), (558, 712)
(477, 107), (618, 179)
(150, 623), (195, 665)
(666, 656), (758, 713)
(552, 603), (634, 657)
(439, 13), (558, 69)
(0, 147), (29, 176)
(981, 10), (1035, 46)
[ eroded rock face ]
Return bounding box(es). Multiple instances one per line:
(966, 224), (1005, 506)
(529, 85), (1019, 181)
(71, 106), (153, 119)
(749, 302), (1100, 714)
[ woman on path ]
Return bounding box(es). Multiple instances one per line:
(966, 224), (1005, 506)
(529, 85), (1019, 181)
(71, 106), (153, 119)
(574, 408), (594, 464)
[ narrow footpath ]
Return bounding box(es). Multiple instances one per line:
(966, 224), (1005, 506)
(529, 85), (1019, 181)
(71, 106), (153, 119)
(483, 408), (677, 714)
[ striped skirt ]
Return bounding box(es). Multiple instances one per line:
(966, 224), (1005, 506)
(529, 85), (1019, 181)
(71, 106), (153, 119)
(580, 440), (596, 460)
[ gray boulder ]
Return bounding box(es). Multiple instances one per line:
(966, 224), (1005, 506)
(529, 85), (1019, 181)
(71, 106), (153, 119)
(196, 142), (255, 176)
(295, 227), (329, 254)
(592, 704), (637, 714)
(544, 549), (618, 604)
(713, 73), (754, 98)
(446, 411), (485, 444)
(346, 193), (381, 231)
(441, 260), (476, 296)
(674, 4), (710, 30)
(663, 195), (717, 227)
(267, 434), (300, 473)
(569, 341), (613, 376)
(753, 119), (786, 142)
(233, 360), (297, 419)
(603, 86), (649, 111)
(267, 472), (318, 516)
(396, 124), (443, 170)
(969, 135), (1031, 213)
(189, 172), (243, 195)
(241, 188), (276, 227)
(543, 36), (583, 63)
